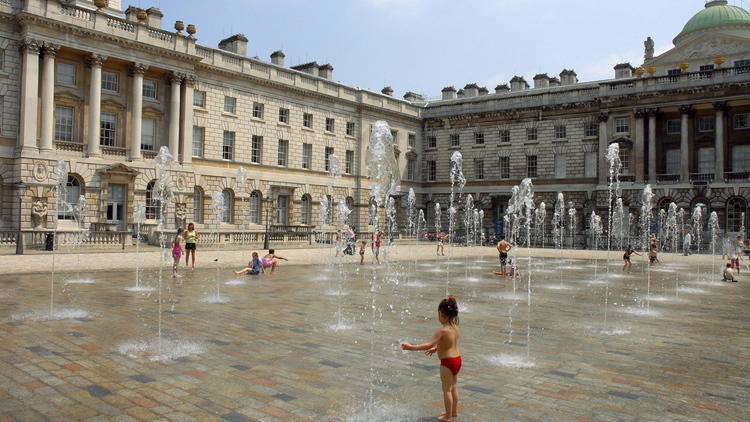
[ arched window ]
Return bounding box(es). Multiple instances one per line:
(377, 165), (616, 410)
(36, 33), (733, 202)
(193, 186), (203, 223)
(300, 194), (311, 225)
(249, 191), (262, 224)
(145, 180), (160, 220)
(726, 197), (747, 232)
(58, 175), (82, 220)
(221, 189), (233, 223)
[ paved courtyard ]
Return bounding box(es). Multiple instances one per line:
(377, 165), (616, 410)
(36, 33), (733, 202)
(0, 248), (748, 421)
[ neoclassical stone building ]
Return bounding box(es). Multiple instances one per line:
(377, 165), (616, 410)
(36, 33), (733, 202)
(0, 0), (748, 244)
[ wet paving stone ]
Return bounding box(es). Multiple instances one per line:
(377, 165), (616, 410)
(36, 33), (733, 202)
(84, 384), (112, 397)
(129, 374), (155, 383)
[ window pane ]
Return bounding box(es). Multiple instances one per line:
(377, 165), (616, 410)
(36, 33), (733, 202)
(142, 80), (157, 99)
(193, 188), (202, 222)
(224, 97), (236, 114)
(141, 118), (155, 150)
(192, 126), (204, 157)
(277, 139), (288, 166)
(252, 136), (263, 163)
(102, 72), (118, 92)
(732, 145), (750, 172)
(302, 143), (312, 169)
(100, 112), (117, 146)
(56, 63), (76, 86)
(554, 154), (566, 178)
(698, 147), (715, 173)
(665, 149), (680, 174)
(193, 91), (206, 107)
(584, 152), (597, 177)
(253, 102), (264, 118)
(54, 106), (74, 142)
(345, 150), (354, 174)
(223, 131), (235, 160)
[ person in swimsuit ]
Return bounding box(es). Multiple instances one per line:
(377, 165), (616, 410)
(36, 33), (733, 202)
(184, 222), (199, 269)
(234, 252), (264, 275)
(436, 230), (446, 256)
(359, 240), (367, 265)
(262, 249), (288, 274)
(723, 263), (736, 282)
(496, 236), (512, 277)
(172, 228), (184, 278)
(648, 246), (660, 266)
(402, 296), (461, 422)
(622, 245), (640, 272)
(371, 228), (384, 264)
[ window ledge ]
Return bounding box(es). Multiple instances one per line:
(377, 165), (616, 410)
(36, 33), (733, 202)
(582, 135), (597, 140)
(194, 106), (208, 113)
(524, 141), (539, 145)
(472, 145), (486, 149)
(552, 139), (568, 143)
(222, 112), (238, 118)
(448, 146), (461, 150)
(143, 97), (159, 104)
(324, 131), (335, 136)
(250, 117), (265, 123)
(302, 126), (314, 132)
(345, 134), (356, 139)
(277, 122), (291, 127)
(497, 143), (512, 147)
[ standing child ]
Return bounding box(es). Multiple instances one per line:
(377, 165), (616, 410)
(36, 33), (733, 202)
(184, 222), (199, 269)
(648, 246), (660, 266)
(234, 252), (264, 275)
(371, 228), (384, 264)
(401, 296), (461, 422)
(436, 230), (446, 256)
(359, 240), (367, 265)
(172, 228), (184, 278)
(730, 252), (742, 274)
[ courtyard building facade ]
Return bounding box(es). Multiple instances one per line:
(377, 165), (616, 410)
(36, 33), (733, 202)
(0, 0), (748, 246)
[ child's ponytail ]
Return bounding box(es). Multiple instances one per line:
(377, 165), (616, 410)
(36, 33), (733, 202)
(439, 295), (459, 325)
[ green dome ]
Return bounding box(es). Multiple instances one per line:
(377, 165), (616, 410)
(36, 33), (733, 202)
(678, 1), (750, 39)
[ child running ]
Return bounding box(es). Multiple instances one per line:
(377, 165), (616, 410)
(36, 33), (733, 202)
(401, 296), (461, 422)
(172, 228), (184, 278)
(622, 245), (640, 272)
(234, 252), (264, 275)
(261, 249), (288, 273)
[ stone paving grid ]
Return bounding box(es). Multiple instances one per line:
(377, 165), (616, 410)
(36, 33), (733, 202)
(0, 254), (748, 421)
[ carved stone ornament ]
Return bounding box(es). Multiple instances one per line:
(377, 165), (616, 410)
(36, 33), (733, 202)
(175, 203), (187, 221)
(129, 63), (147, 76)
(19, 39), (41, 54)
(175, 175), (187, 191)
(86, 54), (106, 68)
(31, 199), (48, 229)
(597, 112), (609, 123)
(167, 72), (183, 84)
(679, 104), (694, 115)
(32, 161), (48, 182)
(182, 74), (197, 87)
(41, 43), (61, 58)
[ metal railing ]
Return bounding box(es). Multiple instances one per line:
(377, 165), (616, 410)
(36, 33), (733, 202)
(689, 173), (714, 183)
(655, 174), (680, 184)
(725, 171), (750, 183)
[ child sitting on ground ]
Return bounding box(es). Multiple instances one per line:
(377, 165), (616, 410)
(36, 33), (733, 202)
(234, 252), (264, 275)
(723, 263), (736, 282)
(401, 296), (461, 422)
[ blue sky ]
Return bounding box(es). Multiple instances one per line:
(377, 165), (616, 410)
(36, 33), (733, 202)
(144, 0), (721, 98)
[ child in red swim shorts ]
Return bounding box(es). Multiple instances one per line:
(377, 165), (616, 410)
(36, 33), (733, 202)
(402, 296), (461, 422)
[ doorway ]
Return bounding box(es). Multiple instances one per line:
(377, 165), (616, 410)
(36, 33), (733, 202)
(107, 184), (127, 231)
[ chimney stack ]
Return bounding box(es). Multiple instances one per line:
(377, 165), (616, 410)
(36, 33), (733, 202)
(270, 50), (285, 66)
(614, 63), (634, 79)
(146, 7), (163, 28)
(318, 64), (333, 80)
(559, 69), (578, 85)
(381, 86), (394, 96)
(218, 34), (248, 56)
(463, 83), (479, 97)
(291, 62), (320, 76)
(495, 84), (510, 94)
(533, 73), (550, 89)
(403, 92), (424, 102)
(510, 76), (529, 92)
(441, 86), (457, 100)
(478, 86), (489, 96)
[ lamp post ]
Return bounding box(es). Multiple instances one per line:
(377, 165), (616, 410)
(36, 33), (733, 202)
(263, 196), (274, 250)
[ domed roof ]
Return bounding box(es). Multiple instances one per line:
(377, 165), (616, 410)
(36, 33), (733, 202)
(678, 1), (750, 39)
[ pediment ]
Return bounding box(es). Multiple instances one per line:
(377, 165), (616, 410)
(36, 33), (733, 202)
(142, 104), (163, 117)
(101, 97), (126, 110)
(55, 89), (83, 102)
(97, 162), (140, 176)
(651, 33), (750, 67)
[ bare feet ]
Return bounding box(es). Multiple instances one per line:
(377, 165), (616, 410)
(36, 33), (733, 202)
(437, 413), (453, 421)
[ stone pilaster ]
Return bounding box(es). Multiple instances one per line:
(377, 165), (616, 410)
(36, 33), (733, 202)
(634, 109), (647, 183)
(679, 104), (693, 181)
(86, 53), (106, 157)
(39, 43), (60, 152)
(713, 101), (729, 182)
(18, 39), (41, 156)
(168, 72), (182, 160)
(128, 63), (147, 160)
(597, 111), (609, 185)
(180, 75), (196, 164)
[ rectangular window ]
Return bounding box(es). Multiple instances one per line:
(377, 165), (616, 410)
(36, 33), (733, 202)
(193, 90), (206, 107)
(619, 147), (631, 174)
(554, 125), (567, 139)
(615, 118), (630, 134)
(277, 139), (288, 166)
(279, 107), (289, 123)
(325, 118), (335, 133)
(500, 130), (511, 143)
(141, 118), (156, 151)
(142, 80), (157, 99)
(474, 159), (484, 180)
(450, 134), (460, 147)
(584, 151), (597, 177)
(428, 136), (437, 148)
(668, 68), (681, 82)
(734, 113), (749, 129)
(193, 190), (203, 223)
(427, 160), (437, 181)
(54, 106), (74, 142)
(192, 126), (204, 157)
(475, 132), (485, 145)
(526, 128), (537, 141)
(666, 149), (680, 174)
(735, 59), (750, 74)
(698, 147), (715, 173)
(584, 123), (598, 137)
(302, 143), (312, 169)
(700, 64), (714, 78)
(101, 71), (118, 92)
(346, 121), (355, 136)
(499, 157), (510, 179)
(223, 96), (236, 114)
(408, 133), (416, 148)
(554, 154), (566, 178)
(251, 135), (263, 164)
(407, 160), (415, 180)
(698, 116), (715, 132)
(100, 112), (117, 146)
(666, 119), (681, 135)
(391, 130), (398, 142)
(303, 113), (313, 128)
(252, 102), (264, 119)
(732, 145), (750, 172)
(325, 146), (334, 171)
(526, 155), (538, 178)
(345, 150), (354, 174)
(222, 131), (235, 160)
(56, 63), (76, 86)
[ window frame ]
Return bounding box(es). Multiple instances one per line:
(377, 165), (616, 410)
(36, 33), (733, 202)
(99, 111), (118, 146)
(279, 107), (290, 124)
(193, 187), (203, 223)
(584, 123), (598, 138)
(56, 62), (77, 87)
(474, 158), (484, 180)
(193, 90), (206, 108)
(302, 143), (312, 169)
(252, 102), (264, 119)
(223, 96), (237, 115)
(500, 130), (511, 143)
(499, 156), (510, 179)
(474, 132), (485, 145)
(54, 105), (75, 142)
(251, 135), (263, 164)
(428, 136), (437, 148)
(734, 113), (749, 130)
(698, 116), (715, 133)
(449, 134), (460, 147)
(140, 118), (156, 151)
(277, 139), (289, 167)
(526, 128), (538, 141)
(666, 119), (681, 135)
(101, 71), (119, 92)
(325, 117), (335, 133)
(345, 150), (354, 174)
(427, 160), (437, 181)
(346, 121), (355, 137)
(554, 125), (567, 139)
(145, 180), (161, 220)
(526, 155), (538, 178)
(142, 79), (158, 100)
(300, 195), (311, 225)
(192, 126), (205, 157)
(554, 153), (566, 178)
(325, 146), (334, 171)
(303, 113), (313, 129)
(249, 191), (262, 224)
(615, 117), (630, 134)
(222, 131), (235, 160)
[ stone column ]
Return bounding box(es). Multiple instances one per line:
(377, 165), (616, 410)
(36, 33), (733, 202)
(679, 105), (692, 182)
(86, 54), (106, 157)
(597, 112), (609, 185)
(39, 43), (60, 152)
(714, 101), (729, 182)
(180, 75), (195, 164)
(128, 63), (147, 161)
(168, 73), (182, 159)
(647, 108), (657, 183)
(634, 109), (646, 183)
(18, 39), (41, 155)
